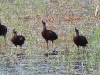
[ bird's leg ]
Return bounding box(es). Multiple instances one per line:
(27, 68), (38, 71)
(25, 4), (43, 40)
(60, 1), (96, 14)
(78, 46), (79, 51)
(4, 35), (6, 43)
(46, 41), (48, 48)
(77, 46), (80, 55)
(83, 47), (86, 56)
(52, 40), (53, 44)
(20, 45), (22, 49)
(51, 40), (53, 47)
(15, 45), (18, 48)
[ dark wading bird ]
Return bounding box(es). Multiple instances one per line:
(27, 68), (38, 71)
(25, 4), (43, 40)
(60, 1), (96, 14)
(73, 27), (88, 50)
(0, 22), (7, 43)
(41, 20), (58, 48)
(11, 29), (25, 47)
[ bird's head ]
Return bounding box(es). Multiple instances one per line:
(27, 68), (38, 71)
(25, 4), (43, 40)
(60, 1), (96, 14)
(13, 29), (17, 34)
(75, 27), (79, 35)
(42, 20), (46, 25)
(75, 27), (79, 33)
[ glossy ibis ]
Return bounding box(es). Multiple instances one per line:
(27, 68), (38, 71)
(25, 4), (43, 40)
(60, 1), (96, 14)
(73, 27), (88, 50)
(11, 29), (25, 47)
(0, 22), (7, 43)
(41, 20), (58, 48)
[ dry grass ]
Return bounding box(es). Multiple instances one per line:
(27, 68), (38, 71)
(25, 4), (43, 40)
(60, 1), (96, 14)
(0, 0), (100, 75)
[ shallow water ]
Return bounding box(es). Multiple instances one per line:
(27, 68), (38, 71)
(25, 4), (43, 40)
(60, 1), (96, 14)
(0, 42), (100, 75)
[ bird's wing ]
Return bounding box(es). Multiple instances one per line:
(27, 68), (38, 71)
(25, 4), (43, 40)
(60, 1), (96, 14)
(49, 31), (58, 38)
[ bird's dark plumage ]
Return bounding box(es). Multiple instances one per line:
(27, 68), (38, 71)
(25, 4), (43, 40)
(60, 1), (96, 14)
(11, 29), (25, 47)
(41, 20), (58, 48)
(0, 23), (7, 42)
(73, 27), (88, 50)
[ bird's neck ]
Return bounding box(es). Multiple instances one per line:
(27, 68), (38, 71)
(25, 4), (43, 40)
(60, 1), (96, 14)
(76, 32), (79, 36)
(14, 33), (17, 37)
(43, 25), (46, 31)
